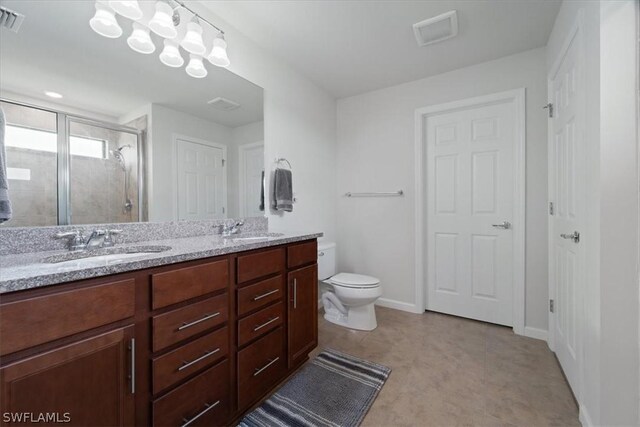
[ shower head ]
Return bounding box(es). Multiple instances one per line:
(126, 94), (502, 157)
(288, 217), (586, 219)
(110, 144), (131, 171)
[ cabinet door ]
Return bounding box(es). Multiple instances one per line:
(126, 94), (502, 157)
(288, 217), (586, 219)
(287, 264), (318, 368)
(0, 326), (135, 426)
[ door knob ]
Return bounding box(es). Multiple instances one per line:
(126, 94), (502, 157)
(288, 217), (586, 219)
(560, 231), (580, 243)
(492, 221), (511, 229)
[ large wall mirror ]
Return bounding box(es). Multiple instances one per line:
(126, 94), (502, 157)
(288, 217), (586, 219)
(0, 0), (265, 227)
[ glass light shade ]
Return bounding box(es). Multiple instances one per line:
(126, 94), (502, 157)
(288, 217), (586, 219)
(108, 0), (143, 21)
(207, 35), (230, 68)
(186, 54), (207, 78)
(148, 1), (177, 39)
(127, 23), (155, 54)
(90, 2), (123, 39)
(180, 22), (206, 55)
(159, 39), (184, 67)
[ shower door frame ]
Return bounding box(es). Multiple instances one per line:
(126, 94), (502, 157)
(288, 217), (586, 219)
(1, 98), (144, 225)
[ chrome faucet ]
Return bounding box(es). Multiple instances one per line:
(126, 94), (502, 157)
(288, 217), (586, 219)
(55, 229), (123, 251)
(219, 221), (244, 237)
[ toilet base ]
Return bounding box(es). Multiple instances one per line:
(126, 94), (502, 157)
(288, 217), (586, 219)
(323, 303), (378, 331)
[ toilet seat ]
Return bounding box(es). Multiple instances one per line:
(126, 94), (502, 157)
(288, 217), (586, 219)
(329, 273), (380, 289)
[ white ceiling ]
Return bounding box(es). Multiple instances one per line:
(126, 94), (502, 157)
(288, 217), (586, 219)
(0, 0), (263, 127)
(201, 0), (561, 98)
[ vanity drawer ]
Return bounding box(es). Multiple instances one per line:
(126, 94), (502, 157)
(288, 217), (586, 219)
(152, 327), (228, 395)
(238, 302), (284, 347)
(237, 327), (285, 410)
(237, 275), (284, 316)
(152, 294), (228, 352)
(236, 248), (285, 284)
(0, 279), (135, 356)
(287, 240), (318, 269)
(153, 360), (230, 427)
(151, 259), (229, 309)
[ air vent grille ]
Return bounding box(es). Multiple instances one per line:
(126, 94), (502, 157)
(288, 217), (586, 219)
(0, 6), (25, 33)
(207, 97), (240, 111)
(413, 10), (458, 47)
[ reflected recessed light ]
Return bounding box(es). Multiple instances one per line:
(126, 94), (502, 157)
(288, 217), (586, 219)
(44, 91), (63, 99)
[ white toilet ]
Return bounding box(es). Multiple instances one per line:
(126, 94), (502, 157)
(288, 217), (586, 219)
(317, 242), (382, 331)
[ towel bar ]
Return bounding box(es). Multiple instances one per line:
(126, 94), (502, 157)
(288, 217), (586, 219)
(344, 190), (404, 197)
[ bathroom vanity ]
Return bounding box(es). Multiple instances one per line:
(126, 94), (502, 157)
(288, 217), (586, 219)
(0, 231), (320, 426)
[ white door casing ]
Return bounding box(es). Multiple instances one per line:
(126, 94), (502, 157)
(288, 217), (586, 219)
(174, 136), (226, 221)
(415, 89), (525, 333)
(238, 141), (265, 217)
(547, 14), (585, 399)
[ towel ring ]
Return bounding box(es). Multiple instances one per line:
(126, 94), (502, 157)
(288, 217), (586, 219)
(275, 158), (292, 170)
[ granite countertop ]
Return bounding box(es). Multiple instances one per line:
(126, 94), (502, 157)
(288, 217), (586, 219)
(0, 231), (323, 294)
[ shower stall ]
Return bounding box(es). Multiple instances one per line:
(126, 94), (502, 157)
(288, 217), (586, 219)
(1, 100), (144, 227)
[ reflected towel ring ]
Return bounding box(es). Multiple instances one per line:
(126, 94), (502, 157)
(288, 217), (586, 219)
(275, 157), (292, 170)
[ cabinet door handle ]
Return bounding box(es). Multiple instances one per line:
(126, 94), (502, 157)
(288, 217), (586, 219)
(128, 338), (135, 395)
(293, 278), (297, 309)
(181, 401), (220, 427)
(253, 316), (280, 332)
(177, 312), (220, 331)
(178, 348), (220, 372)
(253, 289), (279, 301)
(253, 357), (280, 377)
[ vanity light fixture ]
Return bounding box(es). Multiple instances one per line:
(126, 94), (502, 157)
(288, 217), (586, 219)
(127, 22), (156, 54)
(207, 33), (230, 68)
(148, 0), (177, 39)
(180, 20), (206, 55)
(159, 39), (184, 67)
(89, 1), (122, 39)
(108, 0), (143, 21)
(44, 91), (63, 99)
(185, 54), (207, 78)
(89, 0), (230, 78)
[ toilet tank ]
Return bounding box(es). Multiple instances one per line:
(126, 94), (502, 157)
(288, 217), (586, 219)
(317, 242), (336, 280)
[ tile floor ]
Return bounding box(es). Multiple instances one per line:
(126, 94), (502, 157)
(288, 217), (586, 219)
(309, 307), (579, 427)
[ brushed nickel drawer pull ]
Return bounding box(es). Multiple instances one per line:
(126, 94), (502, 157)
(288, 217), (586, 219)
(253, 357), (280, 377)
(181, 401), (220, 427)
(253, 289), (279, 301)
(293, 278), (297, 309)
(177, 348), (220, 372)
(253, 316), (280, 332)
(177, 312), (220, 331)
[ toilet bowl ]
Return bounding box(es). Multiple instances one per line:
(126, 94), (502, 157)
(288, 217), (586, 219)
(317, 243), (382, 331)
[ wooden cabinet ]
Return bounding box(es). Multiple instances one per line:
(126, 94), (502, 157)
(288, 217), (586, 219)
(0, 326), (135, 427)
(0, 238), (318, 426)
(287, 264), (318, 368)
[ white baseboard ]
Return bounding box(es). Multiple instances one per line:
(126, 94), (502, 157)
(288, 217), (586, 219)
(375, 298), (422, 314)
(523, 326), (548, 342)
(579, 403), (593, 427)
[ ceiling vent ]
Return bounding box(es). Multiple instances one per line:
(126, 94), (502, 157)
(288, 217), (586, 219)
(207, 97), (240, 111)
(0, 6), (25, 33)
(413, 10), (458, 47)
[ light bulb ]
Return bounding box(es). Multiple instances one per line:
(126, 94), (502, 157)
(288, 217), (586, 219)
(180, 21), (206, 55)
(159, 39), (184, 67)
(186, 54), (207, 78)
(108, 0), (143, 21)
(207, 34), (230, 68)
(148, 1), (177, 39)
(89, 1), (122, 39)
(127, 22), (155, 54)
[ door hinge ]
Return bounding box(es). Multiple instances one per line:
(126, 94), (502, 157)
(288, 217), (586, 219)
(549, 202), (554, 215)
(222, 207), (225, 214)
(549, 299), (555, 313)
(222, 159), (226, 167)
(543, 103), (553, 118)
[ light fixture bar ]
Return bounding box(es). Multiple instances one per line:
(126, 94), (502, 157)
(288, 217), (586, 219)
(170, 0), (224, 35)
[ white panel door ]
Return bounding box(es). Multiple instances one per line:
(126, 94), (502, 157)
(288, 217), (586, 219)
(549, 28), (583, 396)
(176, 139), (225, 220)
(239, 142), (264, 217)
(426, 101), (515, 326)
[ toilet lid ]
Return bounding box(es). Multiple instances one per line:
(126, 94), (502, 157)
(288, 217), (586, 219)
(330, 273), (380, 288)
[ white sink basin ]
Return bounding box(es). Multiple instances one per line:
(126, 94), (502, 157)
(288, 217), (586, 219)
(42, 245), (172, 265)
(230, 233), (284, 243)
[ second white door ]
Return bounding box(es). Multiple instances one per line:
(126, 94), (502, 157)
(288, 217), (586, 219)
(176, 138), (226, 220)
(426, 98), (518, 326)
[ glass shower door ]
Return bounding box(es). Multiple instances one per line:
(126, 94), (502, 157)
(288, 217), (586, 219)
(67, 118), (140, 225)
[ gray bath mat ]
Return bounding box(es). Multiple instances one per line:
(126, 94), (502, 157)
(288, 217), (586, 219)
(238, 349), (391, 427)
